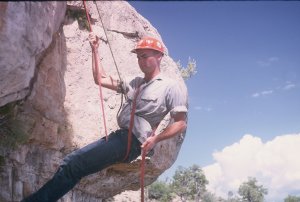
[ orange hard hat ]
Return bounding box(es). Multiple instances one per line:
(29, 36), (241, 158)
(131, 36), (164, 54)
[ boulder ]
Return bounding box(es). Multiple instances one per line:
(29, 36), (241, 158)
(0, 1), (188, 201)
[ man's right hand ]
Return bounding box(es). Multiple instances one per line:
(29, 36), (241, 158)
(88, 32), (99, 50)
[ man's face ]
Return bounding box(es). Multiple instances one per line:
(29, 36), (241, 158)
(136, 49), (162, 74)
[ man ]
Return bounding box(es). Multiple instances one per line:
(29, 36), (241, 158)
(22, 33), (188, 202)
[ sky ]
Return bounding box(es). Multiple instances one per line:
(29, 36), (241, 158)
(129, 1), (300, 201)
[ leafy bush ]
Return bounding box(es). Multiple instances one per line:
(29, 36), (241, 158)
(177, 57), (197, 80)
(171, 164), (208, 201)
(148, 180), (173, 202)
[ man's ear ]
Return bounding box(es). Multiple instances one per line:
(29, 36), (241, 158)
(157, 53), (163, 62)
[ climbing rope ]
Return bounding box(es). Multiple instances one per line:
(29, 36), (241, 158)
(93, 0), (123, 83)
(82, 0), (108, 141)
(140, 148), (146, 202)
(83, 0), (136, 161)
(92, 0), (127, 132)
(82, 1), (149, 201)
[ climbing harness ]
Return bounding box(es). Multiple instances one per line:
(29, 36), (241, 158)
(122, 85), (141, 161)
(82, 1), (151, 201)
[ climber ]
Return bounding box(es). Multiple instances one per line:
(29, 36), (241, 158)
(21, 33), (188, 202)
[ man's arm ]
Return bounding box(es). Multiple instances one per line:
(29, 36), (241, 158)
(141, 112), (187, 154)
(89, 33), (119, 91)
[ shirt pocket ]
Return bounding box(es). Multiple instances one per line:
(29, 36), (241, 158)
(139, 93), (165, 114)
(140, 93), (157, 103)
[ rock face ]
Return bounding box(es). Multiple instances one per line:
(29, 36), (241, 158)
(0, 2), (67, 108)
(0, 1), (188, 202)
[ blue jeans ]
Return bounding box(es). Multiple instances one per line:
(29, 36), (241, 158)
(22, 129), (141, 202)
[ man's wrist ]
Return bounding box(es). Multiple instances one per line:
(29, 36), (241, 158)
(92, 46), (99, 52)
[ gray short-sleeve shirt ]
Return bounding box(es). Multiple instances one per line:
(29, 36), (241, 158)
(117, 73), (188, 143)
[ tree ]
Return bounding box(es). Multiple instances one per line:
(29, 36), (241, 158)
(171, 164), (208, 201)
(147, 180), (173, 202)
(226, 191), (240, 202)
(238, 177), (268, 202)
(202, 192), (224, 202)
(284, 195), (300, 202)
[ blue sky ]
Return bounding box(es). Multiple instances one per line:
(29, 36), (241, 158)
(129, 1), (300, 200)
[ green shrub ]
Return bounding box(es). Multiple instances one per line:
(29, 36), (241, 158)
(65, 8), (90, 31)
(148, 180), (173, 202)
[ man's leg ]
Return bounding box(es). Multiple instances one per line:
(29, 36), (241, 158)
(22, 129), (141, 202)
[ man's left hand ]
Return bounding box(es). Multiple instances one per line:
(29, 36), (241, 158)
(141, 135), (157, 154)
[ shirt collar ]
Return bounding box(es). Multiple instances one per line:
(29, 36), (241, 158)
(145, 73), (163, 83)
(141, 73), (164, 89)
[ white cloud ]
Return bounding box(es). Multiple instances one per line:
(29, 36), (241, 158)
(283, 82), (296, 90)
(194, 106), (213, 112)
(252, 93), (260, 98)
(205, 107), (212, 112)
(252, 90), (273, 98)
(252, 81), (296, 98)
(257, 57), (279, 67)
(203, 133), (300, 201)
(194, 106), (202, 110)
(261, 90), (273, 95)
